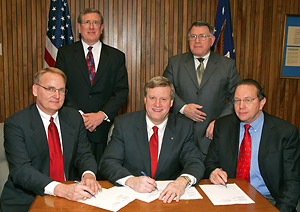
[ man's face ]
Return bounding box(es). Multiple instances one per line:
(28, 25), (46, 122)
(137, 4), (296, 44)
(189, 26), (215, 57)
(144, 86), (174, 125)
(77, 12), (104, 45)
(234, 84), (266, 124)
(32, 72), (66, 115)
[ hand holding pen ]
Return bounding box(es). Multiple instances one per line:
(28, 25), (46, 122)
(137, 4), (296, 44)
(74, 181), (96, 199)
(124, 172), (158, 193)
(209, 168), (228, 188)
(220, 169), (228, 188)
(141, 171), (159, 191)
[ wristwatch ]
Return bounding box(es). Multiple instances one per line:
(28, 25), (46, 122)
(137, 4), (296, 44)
(182, 176), (192, 187)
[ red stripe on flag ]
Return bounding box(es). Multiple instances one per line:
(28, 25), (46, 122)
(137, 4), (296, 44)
(44, 48), (56, 67)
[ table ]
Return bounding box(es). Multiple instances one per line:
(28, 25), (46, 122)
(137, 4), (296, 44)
(29, 179), (279, 211)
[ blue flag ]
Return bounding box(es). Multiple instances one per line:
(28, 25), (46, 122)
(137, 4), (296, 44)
(44, 0), (74, 67)
(213, 0), (235, 59)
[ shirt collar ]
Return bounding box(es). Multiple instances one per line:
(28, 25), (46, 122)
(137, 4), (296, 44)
(193, 51), (210, 62)
(81, 40), (101, 52)
(146, 115), (168, 133)
(241, 111), (264, 131)
(35, 104), (58, 122)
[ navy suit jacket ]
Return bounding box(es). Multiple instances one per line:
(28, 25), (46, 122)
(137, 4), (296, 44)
(205, 112), (300, 212)
(99, 111), (205, 184)
(163, 51), (241, 156)
(0, 104), (97, 212)
(55, 41), (129, 144)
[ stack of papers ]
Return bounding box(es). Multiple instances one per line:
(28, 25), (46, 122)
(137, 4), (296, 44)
(78, 180), (202, 211)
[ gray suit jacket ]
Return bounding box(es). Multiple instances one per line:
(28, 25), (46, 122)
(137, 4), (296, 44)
(0, 104), (97, 212)
(163, 51), (241, 156)
(205, 112), (300, 212)
(99, 111), (205, 184)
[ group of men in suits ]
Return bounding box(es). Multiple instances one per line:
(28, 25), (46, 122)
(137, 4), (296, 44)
(1, 8), (299, 212)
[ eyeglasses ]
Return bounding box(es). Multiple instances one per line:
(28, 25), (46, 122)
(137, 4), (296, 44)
(232, 97), (258, 105)
(81, 20), (101, 27)
(36, 84), (68, 95)
(188, 34), (212, 41)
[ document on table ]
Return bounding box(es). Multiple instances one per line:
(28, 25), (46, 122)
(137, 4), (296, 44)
(78, 181), (203, 211)
(78, 187), (136, 212)
(134, 180), (203, 203)
(199, 183), (255, 205)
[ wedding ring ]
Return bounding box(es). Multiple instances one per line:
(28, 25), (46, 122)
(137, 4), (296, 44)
(172, 192), (177, 196)
(82, 196), (86, 200)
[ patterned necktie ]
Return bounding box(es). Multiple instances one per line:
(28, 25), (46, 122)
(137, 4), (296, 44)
(196, 58), (205, 86)
(86, 46), (96, 85)
(149, 126), (159, 178)
(48, 117), (64, 181)
(236, 124), (252, 183)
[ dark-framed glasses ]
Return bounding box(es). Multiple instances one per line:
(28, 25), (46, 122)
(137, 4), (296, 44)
(36, 84), (68, 95)
(232, 97), (258, 105)
(188, 34), (212, 41)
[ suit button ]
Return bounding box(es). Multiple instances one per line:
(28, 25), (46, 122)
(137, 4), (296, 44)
(89, 95), (92, 98)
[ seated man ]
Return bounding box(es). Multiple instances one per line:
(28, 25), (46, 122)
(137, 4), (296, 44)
(99, 76), (204, 203)
(0, 68), (102, 212)
(205, 79), (300, 212)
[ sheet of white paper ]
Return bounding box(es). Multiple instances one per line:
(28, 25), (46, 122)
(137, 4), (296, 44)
(199, 183), (255, 205)
(78, 187), (136, 212)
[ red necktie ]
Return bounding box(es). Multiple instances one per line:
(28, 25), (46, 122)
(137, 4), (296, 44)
(86, 46), (96, 85)
(149, 126), (159, 178)
(236, 124), (252, 182)
(48, 117), (64, 181)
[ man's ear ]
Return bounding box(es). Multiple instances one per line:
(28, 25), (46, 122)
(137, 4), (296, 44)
(32, 84), (38, 97)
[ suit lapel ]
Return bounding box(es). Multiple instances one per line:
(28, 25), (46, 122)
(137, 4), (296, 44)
(92, 43), (108, 86)
(200, 51), (217, 89)
(258, 113), (273, 163)
(154, 115), (176, 178)
(183, 52), (199, 89)
(135, 113), (152, 176)
(74, 42), (91, 86)
(58, 109), (75, 180)
(30, 105), (51, 175)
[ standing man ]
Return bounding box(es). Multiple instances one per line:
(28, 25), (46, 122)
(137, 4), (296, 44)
(55, 8), (129, 163)
(205, 79), (300, 212)
(0, 68), (101, 212)
(163, 21), (241, 157)
(99, 76), (204, 203)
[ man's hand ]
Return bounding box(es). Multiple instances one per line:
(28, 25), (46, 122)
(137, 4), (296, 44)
(209, 168), (228, 186)
(183, 104), (207, 122)
(125, 176), (157, 193)
(54, 173), (101, 201)
(206, 120), (215, 140)
(158, 177), (187, 203)
(81, 173), (102, 194)
(82, 111), (106, 132)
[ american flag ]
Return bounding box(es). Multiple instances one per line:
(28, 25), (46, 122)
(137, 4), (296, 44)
(213, 0), (235, 60)
(44, 0), (74, 68)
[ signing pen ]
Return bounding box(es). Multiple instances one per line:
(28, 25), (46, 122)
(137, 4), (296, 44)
(141, 171), (159, 191)
(220, 169), (227, 188)
(74, 181), (96, 198)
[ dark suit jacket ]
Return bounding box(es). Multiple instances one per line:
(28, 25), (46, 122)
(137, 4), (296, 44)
(0, 104), (97, 212)
(163, 51), (241, 156)
(205, 112), (300, 212)
(55, 41), (129, 144)
(99, 111), (205, 185)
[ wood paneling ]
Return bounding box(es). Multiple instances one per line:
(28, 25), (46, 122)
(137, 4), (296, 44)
(0, 0), (299, 131)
